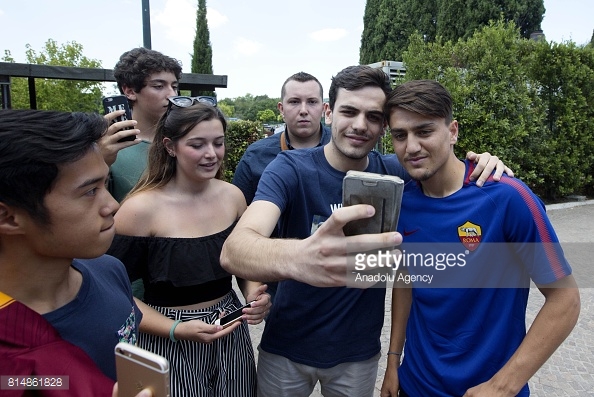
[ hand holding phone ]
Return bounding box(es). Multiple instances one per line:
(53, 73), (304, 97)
(115, 343), (170, 397)
(214, 301), (256, 329)
(342, 171), (404, 236)
(102, 95), (136, 143)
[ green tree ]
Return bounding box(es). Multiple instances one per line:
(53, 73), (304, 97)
(525, 39), (594, 198)
(404, 22), (546, 187)
(190, 0), (214, 97)
(221, 94), (279, 121)
(2, 40), (103, 112)
(257, 109), (276, 123)
(360, 0), (436, 64)
(359, 0), (383, 64)
(436, 0), (545, 42)
(218, 102), (234, 118)
(359, 0), (544, 64)
(401, 20), (594, 199)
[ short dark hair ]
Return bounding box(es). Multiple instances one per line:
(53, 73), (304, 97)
(0, 109), (107, 225)
(328, 65), (392, 110)
(113, 47), (183, 95)
(280, 72), (323, 101)
(385, 80), (453, 124)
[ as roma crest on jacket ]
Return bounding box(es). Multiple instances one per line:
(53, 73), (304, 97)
(458, 221), (482, 251)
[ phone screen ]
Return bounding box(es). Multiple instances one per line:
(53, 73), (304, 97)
(217, 301), (254, 327)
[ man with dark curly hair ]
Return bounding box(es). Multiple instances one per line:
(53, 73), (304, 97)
(101, 47), (183, 202)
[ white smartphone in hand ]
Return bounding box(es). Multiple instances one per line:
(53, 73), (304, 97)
(115, 342), (170, 397)
(214, 301), (255, 328)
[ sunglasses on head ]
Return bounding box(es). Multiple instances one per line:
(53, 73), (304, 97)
(164, 96), (218, 121)
(167, 95), (217, 108)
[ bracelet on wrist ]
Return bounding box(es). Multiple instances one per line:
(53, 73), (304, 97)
(387, 351), (402, 356)
(169, 319), (182, 343)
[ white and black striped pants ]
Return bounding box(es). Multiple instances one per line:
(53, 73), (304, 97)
(139, 290), (257, 397)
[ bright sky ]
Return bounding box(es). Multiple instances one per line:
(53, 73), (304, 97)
(1, 0), (592, 100)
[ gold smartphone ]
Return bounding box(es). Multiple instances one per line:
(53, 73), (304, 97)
(115, 342), (170, 397)
(342, 170), (404, 236)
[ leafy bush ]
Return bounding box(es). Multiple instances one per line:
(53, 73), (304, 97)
(224, 120), (263, 181)
(399, 20), (594, 199)
(525, 40), (594, 198)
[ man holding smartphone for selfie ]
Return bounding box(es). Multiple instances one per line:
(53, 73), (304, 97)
(221, 65), (512, 396)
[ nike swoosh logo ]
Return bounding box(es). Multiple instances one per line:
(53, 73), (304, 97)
(403, 229), (419, 236)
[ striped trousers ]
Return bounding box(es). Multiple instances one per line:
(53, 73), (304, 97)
(139, 290), (257, 397)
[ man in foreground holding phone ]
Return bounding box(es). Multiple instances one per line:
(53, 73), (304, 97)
(381, 80), (580, 396)
(221, 65), (511, 396)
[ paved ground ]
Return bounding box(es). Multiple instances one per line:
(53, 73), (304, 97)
(241, 201), (594, 396)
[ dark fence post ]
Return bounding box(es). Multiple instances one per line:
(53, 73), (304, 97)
(142, 0), (152, 49)
(0, 75), (11, 109)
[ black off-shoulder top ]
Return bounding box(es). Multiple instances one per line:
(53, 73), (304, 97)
(107, 222), (236, 307)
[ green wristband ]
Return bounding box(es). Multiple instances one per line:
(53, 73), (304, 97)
(169, 319), (182, 342)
